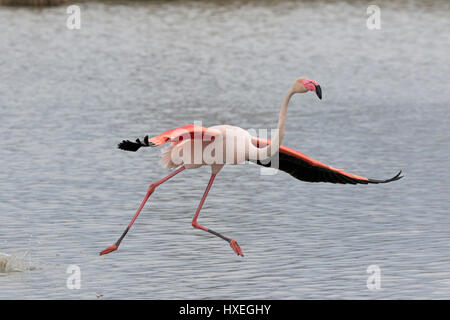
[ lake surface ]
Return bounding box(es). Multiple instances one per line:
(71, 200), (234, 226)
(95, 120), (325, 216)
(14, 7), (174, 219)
(0, 0), (449, 299)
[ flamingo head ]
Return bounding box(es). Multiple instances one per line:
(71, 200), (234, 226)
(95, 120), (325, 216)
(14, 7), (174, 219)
(293, 77), (322, 99)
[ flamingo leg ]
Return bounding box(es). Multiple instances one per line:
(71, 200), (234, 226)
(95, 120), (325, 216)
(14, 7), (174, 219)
(100, 165), (186, 255)
(192, 173), (244, 257)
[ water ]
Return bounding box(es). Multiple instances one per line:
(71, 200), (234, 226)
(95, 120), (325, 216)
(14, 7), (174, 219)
(0, 0), (449, 299)
(0, 252), (30, 273)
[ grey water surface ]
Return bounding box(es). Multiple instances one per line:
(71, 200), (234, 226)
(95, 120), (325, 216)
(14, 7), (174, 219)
(0, 0), (449, 299)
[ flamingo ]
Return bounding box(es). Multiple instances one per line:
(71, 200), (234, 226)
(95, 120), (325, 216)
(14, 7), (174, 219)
(100, 77), (402, 257)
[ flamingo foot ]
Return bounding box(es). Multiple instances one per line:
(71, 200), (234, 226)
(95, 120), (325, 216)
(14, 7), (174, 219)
(99, 244), (118, 255)
(229, 239), (244, 257)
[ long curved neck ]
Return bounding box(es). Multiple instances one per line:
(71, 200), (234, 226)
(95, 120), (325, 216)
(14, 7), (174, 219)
(253, 87), (294, 160)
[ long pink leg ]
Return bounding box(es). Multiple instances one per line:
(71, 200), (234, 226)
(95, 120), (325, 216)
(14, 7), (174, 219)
(192, 173), (244, 257)
(100, 166), (186, 255)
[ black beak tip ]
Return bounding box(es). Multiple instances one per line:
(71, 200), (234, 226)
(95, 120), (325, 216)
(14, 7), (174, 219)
(315, 85), (322, 100)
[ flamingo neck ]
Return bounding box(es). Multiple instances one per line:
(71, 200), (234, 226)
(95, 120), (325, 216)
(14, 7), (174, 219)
(253, 87), (294, 160)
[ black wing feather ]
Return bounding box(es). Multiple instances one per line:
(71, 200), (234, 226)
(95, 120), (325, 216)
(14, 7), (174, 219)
(118, 135), (156, 152)
(254, 152), (402, 185)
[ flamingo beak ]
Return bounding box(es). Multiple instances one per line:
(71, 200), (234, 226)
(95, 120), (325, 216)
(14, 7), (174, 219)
(314, 85), (322, 100)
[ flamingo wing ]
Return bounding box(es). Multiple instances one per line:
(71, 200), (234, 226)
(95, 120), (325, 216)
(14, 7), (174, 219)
(118, 124), (221, 152)
(253, 138), (402, 185)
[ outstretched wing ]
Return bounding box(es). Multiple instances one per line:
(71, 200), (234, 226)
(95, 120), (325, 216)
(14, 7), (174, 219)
(118, 124), (221, 152)
(253, 138), (402, 185)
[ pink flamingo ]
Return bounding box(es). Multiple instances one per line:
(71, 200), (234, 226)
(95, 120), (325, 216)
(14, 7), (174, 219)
(100, 77), (402, 257)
